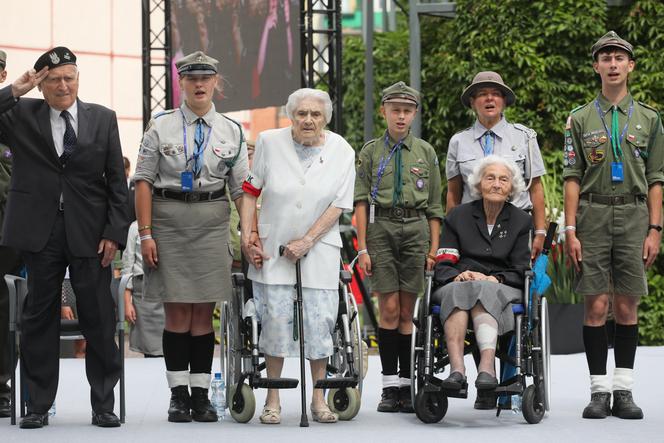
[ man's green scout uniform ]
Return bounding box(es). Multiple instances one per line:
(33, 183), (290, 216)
(563, 31), (664, 421)
(354, 81), (444, 294)
(562, 35), (664, 297)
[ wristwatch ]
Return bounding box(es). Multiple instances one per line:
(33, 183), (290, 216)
(648, 224), (663, 232)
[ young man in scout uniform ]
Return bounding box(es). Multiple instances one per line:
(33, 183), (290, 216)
(354, 81), (443, 413)
(563, 31), (664, 420)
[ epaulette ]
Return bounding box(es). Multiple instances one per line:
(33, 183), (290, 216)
(570, 103), (589, 114)
(513, 123), (537, 138)
(219, 113), (245, 168)
(153, 109), (176, 119)
(359, 139), (376, 151)
(637, 101), (661, 115)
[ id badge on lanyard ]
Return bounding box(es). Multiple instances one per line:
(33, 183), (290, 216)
(369, 203), (375, 224)
(611, 162), (624, 182)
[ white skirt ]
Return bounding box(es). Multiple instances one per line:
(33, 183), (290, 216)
(252, 281), (338, 360)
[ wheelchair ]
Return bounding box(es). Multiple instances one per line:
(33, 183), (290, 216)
(219, 268), (365, 423)
(410, 270), (551, 424)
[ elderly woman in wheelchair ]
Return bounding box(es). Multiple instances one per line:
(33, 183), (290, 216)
(434, 155), (531, 392)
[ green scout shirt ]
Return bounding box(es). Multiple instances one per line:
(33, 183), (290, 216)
(354, 131), (444, 220)
(0, 141), (13, 241)
(562, 93), (664, 195)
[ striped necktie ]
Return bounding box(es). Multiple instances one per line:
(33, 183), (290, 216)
(60, 110), (77, 165)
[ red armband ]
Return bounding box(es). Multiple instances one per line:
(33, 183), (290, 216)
(436, 248), (459, 264)
(242, 180), (261, 197)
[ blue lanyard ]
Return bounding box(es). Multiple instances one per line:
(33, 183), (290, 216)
(370, 134), (403, 203)
(180, 110), (213, 171)
(594, 99), (633, 162)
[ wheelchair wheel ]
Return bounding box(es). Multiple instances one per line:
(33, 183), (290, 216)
(220, 300), (242, 399)
(414, 390), (448, 424)
(228, 383), (256, 423)
(522, 384), (545, 424)
(327, 388), (361, 421)
(540, 297), (551, 411)
(348, 294), (366, 389)
(410, 297), (426, 407)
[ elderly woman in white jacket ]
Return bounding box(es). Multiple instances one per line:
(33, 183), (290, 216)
(240, 88), (355, 424)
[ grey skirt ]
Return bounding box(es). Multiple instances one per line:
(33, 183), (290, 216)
(129, 276), (165, 355)
(434, 280), (522, 334)
(143, 197), (233, 303)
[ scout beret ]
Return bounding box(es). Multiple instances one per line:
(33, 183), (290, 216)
(34, 46), (77, 71)
(381, 81), (420, 106)
(591, 31), (633, 60)
(0, 50), (6, 69)
(176, 51), (219, 76)
(461, 71), (516, 108)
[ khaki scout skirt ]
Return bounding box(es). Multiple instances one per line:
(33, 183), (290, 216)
(143, 196), (233, 303)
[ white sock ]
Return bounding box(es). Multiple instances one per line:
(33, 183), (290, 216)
(589, 374), (611, 394)
(382, 374), (399, 388)
(166, 370), (189, 388)
(612, 368), (634, 392)
(190, 372), (212, 389)
(399, 377), (410, 387)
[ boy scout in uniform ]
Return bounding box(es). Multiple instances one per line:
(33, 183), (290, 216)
(563, 31), (664, 420)
(354, 81), (443, 413)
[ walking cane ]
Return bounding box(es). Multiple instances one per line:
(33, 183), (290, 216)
(279, 246), (309, 427)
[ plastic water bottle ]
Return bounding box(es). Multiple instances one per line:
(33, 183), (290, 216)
(210, 372), (226, 421)
(511, 394), (522, 414)
(48, 401), (56, 417)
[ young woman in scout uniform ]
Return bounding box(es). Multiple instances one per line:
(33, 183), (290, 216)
(354, 81), (443, 413)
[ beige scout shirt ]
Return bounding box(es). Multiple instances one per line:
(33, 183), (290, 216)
(134, 103), (248, 199)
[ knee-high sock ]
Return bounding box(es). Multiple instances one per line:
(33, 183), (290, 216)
(583, 325), (608, 375)
(398, 332), (412, 380)
(189, 332), (215, 374)
(378, 328), (399, 378)
(613, 323), (638, 369)
(163, 330), (190, 372)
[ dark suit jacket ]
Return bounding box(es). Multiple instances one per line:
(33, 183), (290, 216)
(0, 86), (128, 256)
(434, 199), (532, 288)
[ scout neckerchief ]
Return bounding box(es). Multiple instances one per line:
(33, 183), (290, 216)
(480, 130), (495, 156)
(594, 98), (633, 182)
(369, 133), (404, 222)
(181, 109), (213, 177)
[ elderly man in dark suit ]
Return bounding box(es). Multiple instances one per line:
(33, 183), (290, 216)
(0, 47), (128, 428)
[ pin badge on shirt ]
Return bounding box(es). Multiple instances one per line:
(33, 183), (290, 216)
(416, 178), (425, 190)
(634, 148), (641, 159)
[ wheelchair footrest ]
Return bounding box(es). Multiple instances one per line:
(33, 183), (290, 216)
(495, 380), (523, 395)
(254, 377), (299, 389)
(314, 377), (357, 389)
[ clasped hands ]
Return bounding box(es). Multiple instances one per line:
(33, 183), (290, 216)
(454, 270), (499, 283)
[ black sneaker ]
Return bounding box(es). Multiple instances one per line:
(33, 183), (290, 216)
(611, 390), (644, 419)
(190, 387), (218, 422)
(377, 387), (400, 413)
(168, 385), (192, 422)
(399, 386), (414, 413)
(582, 392), (611, 419)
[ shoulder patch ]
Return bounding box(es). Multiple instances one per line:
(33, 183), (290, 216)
(513, 123), (537, 138)
(154, 109), (176, 119)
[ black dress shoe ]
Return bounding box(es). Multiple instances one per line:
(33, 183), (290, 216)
(19, 412), (49, 429)
(376, 387), (400, 412)
(475, 372), (498, 390)
(441, 371), (467, 390)
(398, 386), (414, 413)
(190, 387), (218, 422)
(582, 392), (611, 419)
(92, 411), (121, 427)
(168, 385), (192, 422)
(612, 390), (644, 419)
(0, 397), (10, 418)
(474, 391), (498, 410)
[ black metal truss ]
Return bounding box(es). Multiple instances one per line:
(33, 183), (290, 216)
(142, 0), (172, 129)
(300, 0), (343, 132)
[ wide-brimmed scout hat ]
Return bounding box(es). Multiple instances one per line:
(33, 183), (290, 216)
(461, 71), (516, 108)
(381, 81), (420, 106)
(591, 30), (634, 60)
(176, 51), (219, 76)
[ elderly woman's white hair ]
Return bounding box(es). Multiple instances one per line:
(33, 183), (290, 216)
(467, 155), (525, 200)
(285, 88), (333, 124)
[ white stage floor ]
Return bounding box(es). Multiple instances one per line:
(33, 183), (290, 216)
(2, 348), (663, 443)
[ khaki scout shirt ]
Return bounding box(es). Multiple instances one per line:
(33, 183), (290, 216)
(134, 103), (248, 199)
(354, 131), (444, 220)
(563, 93), (664, 195)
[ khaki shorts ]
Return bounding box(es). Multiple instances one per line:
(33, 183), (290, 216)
(367, 215), (430, 294)
(575, 199), (648, 297)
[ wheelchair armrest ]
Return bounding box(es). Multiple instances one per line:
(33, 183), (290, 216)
(339, 269), (352, 284)
(232, 272), (245, 288)
(5, 275), (27, 332)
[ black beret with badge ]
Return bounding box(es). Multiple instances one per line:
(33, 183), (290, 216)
(381, 81), (420, 106)
(591, 31), (634, 60)
(176, 51), (219, 76)
(34, 46), (77, 71)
